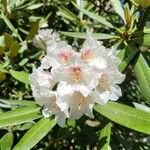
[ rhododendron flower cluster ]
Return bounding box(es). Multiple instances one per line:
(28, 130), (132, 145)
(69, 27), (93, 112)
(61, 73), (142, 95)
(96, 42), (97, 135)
(30, 29), (125, 127)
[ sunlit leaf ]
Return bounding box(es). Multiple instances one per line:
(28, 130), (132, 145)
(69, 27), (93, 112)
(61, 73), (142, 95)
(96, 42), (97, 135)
(72, 2), (114, 28)
(98, 121), (111, 150)
(61, 32), (117, 39)
(117, 49), (126, 61)
(94, 102), (150, 134)
(9, 70), (30, 84)
(0, 132), (13, 150)
(0, 106), (41, 128)
(58, 6), (79, 24)
(0, 99), (36, 108)
(118, 48), (138, 72)
(110, 0), (125, 23)
(13, 118), (56, 150)
(25, 3), (44, 10)
(133, 102), (150, 113)
(133, 54), (150, 102)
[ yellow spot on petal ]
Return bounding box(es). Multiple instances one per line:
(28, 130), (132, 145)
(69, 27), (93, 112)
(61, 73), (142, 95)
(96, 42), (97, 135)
(74, 92), (87, 110)
(57, 51), (73, 64)
(70, 66), (82, 83)
(99, 73), (109, 90)
(81, 48), (95, 62)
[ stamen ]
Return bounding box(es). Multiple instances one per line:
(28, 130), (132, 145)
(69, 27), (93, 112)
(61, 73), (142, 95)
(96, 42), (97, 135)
(75, 92), (87, 110)
(81, 48), (95, 62)
(70, 66), (82, 82)
(99, 73), (109, 90)
(57, 51), (73, 64)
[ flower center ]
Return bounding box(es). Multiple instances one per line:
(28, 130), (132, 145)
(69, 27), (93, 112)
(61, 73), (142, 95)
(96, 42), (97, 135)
(99, 73), (109, 90)
(81, 48), (95, 62)
(70, 66), (82, 82)
(57, 51), (73, 64)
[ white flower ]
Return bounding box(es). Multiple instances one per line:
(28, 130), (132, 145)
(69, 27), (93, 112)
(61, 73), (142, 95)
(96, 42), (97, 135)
(40, 41), (75, 69)
(57, 82), (94, 119)
(33, 29), (60, 49)
(29, 68), (55, 97)
(52, 53), (99, 96)
(93, 68), (125, 104)
(80, 35), (120, 69)
(35, 92), (67, 127)
(30, 30), (126, 127)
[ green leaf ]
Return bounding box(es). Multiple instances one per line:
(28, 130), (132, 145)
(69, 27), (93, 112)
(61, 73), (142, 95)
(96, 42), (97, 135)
(4, 34), (13, 49)
(13, 118), (56, 150)
(143, 34), (150, 46)
(26, 21), (39, 41)
(117, 49), (126, 61)
(72, 2), (114, 28)
(0, 106), (41, 128)
(0, 132), (13, 150)
(0, 46), (5, 55)
(144, 28), (150, 33)
(0, 13), (22, 41)
(99, 122), (111, 150)
(0, 35), (5, 55)
(25, 3), (44, 10)
(58, 6), (79, 23)
(0, 71), (6, 82)
(133, 53), (150, 102)
(94, 102), (150, 134)
(133, 102), (150, 113)
(9, 70), (30, 84)
(118, 48), (138, 72)
(110, 0), (125, 23)
(0, 99), (36, 108)
(9, 41), (20, 58)
(61, 32), (118, 39)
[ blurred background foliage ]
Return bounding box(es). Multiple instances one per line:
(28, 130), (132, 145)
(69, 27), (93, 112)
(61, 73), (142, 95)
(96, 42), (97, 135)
(0, 0), (150, 150)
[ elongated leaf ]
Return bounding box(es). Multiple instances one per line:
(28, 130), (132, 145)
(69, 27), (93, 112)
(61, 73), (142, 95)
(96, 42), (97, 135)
(0, 13), (22, 41)
(72, 2), (114, 28)
(9, 70), (29, 84)
(126, 46), (150, 102)
(94, 102), (150, 134)
(13, 118), (56, 150)
(118, 48), (138, 72)
(0, 132), (13, 150)
(110, 0), (125, 23)
(99, 122), (111, 150)
(143, 34), (150, 46)
(0, 99), (36, 108)
(133, 102), (150, 113)
(0, 106), (41, 128)
(26, 3), (44, 10)
(58, 6), (79, 23)
(117, 49), (126, 61)
(133, 53), (150, 102)
(61, 32), (117, 39)
(26, 21), (39, 41)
